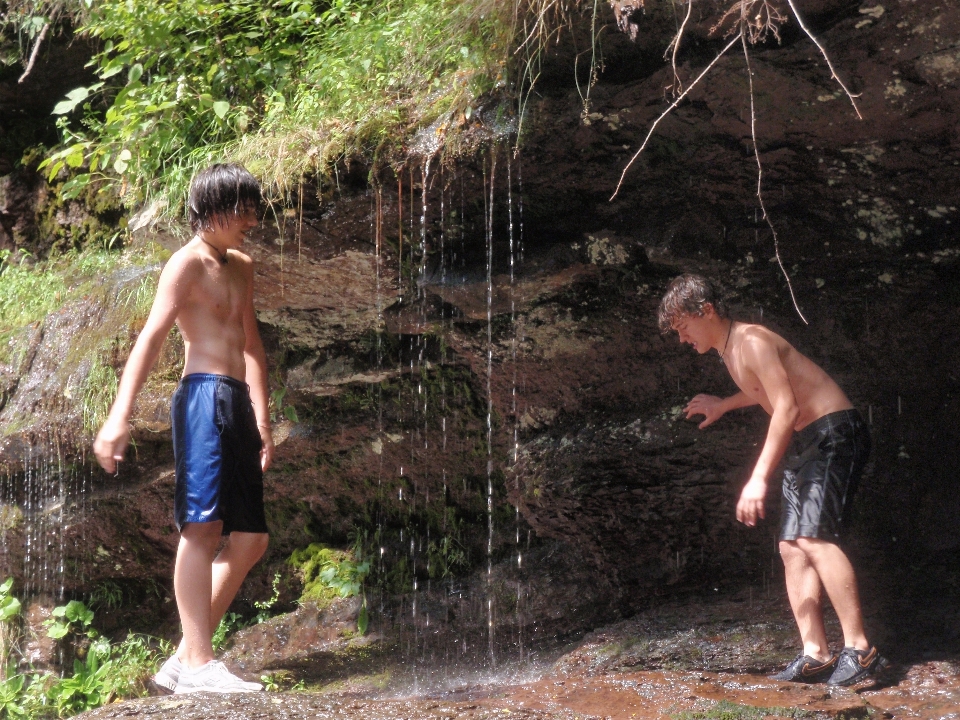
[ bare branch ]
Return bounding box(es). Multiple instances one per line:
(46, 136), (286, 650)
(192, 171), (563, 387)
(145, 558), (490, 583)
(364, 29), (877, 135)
(740, 27), (808, 324)
(783, 0), (862, 119)
(18, 22), (49, 85)
(610, 31), (742, 201)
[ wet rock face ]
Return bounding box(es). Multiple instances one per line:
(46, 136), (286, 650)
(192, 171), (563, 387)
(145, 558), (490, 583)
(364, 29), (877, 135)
(510, 411), (771, 601)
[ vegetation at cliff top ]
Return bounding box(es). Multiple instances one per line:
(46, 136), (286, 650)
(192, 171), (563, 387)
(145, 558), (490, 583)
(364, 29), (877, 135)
(28, 0), (582, 221)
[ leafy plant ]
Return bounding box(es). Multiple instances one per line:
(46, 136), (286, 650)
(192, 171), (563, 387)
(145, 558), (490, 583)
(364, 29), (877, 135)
(0, 580), (21, 625)
(44, 600), (94, 641)
(211, 612), (244, 653)
(47, 652), (112, 717)
(288, 544), (371, 633)
(41, 0), (567, 213)
(270, 386), (299, 424)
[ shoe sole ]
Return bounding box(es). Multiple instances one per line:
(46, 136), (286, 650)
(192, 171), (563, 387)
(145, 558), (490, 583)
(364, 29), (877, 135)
(150, 678), (176, 696)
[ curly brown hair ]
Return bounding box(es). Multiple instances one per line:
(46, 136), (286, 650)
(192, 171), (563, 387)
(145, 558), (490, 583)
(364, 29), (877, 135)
(657, 274), (728, 333)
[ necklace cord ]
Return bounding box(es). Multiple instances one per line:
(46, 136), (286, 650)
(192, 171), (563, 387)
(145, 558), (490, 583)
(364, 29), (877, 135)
(718, 319), (733, 363)
(200, 238), (228, 264)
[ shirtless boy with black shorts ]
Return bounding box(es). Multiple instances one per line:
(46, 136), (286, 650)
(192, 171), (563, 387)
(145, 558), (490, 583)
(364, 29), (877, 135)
(94, 163), (272, 694)
(659, 274), (884, 686)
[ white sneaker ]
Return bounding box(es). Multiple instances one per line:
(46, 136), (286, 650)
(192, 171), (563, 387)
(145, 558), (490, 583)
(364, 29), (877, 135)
(174, 660), (263, 694)
(153, 655), (182, 694)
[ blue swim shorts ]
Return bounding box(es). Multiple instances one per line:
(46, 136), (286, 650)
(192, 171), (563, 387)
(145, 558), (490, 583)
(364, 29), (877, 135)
(171, 373), (268, 535)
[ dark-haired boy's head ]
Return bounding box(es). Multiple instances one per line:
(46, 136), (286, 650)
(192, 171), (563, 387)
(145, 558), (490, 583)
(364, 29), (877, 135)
(657, 273), (728, 333)
(188, 163), (262, 234)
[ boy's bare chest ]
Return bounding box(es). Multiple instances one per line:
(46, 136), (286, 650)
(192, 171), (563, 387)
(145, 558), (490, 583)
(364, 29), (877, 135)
(190, 271), (246, 322)
(726, 361), (767, 402)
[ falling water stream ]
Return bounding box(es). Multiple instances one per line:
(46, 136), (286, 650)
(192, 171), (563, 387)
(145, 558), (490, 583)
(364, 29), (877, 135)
(0, 137), (537, 694)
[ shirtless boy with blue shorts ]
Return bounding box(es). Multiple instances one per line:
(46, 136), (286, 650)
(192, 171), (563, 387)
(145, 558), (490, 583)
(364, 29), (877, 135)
(94, 163), (273, 694)
(659, 274), (885, 686)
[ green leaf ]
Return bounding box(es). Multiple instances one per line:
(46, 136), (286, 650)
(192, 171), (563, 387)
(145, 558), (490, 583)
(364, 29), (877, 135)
(65, 150), (85, 168)
(128, 63), (144, 84)
(53, 99), (79, 115)
(47, 622), (70, 639)
(283, 405), (299, 423)
(0, 595), (21, 622)
(66, 87), (90, 103)
(357, 602), (368, 634)
(61, 174), (92, 200)
(213, 101), (230, 119)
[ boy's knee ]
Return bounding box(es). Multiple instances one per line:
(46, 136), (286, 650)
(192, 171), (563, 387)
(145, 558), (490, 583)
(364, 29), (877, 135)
(230, 531), (269, 560)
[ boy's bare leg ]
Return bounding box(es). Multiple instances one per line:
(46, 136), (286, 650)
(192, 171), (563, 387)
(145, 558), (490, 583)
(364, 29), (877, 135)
(780, 540), (832, 661)
(209, 532), (269, 630)
(174, 532), (269, 659)
(174, 521), (223, 668)
(794, 537), (869, 651)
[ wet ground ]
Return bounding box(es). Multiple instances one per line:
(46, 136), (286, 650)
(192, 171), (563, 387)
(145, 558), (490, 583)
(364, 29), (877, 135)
(81, 591), (960, 720)
(79, 661), (960, 720)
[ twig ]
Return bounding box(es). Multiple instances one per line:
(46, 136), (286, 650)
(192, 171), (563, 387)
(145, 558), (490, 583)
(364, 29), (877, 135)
(783, 0), (862, 119)
(610, 31), (742, 200)
(741, 27), (807, 324)
(664, 0), (693, 95)
(18, 22), (49, 84)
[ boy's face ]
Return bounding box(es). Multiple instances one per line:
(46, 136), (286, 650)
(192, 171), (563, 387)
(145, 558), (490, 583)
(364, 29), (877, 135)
(214, 209), (259, 246)
(670, 309), (714, 354)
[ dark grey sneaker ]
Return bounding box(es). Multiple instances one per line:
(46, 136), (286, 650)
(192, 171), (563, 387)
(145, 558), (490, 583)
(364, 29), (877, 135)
(827, 646), (885, 687)
(769, 653), (837, 683)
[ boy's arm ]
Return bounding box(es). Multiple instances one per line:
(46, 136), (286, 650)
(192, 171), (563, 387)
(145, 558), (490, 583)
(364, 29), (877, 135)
(93, 255), (196, 473)
(685, 391), (757, 428)
(735, 335), (800, 527)
(241, 262), (273, 471)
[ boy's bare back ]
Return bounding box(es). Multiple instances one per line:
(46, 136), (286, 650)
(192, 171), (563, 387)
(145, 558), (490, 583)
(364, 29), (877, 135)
(169, 239), (257, 381)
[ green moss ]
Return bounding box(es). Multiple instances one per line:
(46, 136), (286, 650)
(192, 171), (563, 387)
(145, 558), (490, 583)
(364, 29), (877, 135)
(288, 543), (370, 607)
(672, 701), (823, 720)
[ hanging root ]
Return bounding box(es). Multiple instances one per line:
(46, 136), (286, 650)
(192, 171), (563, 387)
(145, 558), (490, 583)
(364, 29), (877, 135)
(18, 22), (49, 84)
(783, 0), (862, 119)
(610, 31), (742, 200)
(663, 0), (693, 95)
(740, 21), (807, 324)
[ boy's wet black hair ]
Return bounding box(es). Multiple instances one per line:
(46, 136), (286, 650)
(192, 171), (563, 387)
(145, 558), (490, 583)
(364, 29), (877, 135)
(657, 273), (728, 333)
(187, 163), (262, 233)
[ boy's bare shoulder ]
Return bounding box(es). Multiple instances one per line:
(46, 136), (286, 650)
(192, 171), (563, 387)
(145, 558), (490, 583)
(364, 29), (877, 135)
(160, 242), (204, 278)
(229, 249), (254, 267)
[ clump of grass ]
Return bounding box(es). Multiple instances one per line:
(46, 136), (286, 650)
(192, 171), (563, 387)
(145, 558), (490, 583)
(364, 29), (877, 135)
(42, 0), (579, 217)
(0, 244), (167, 437)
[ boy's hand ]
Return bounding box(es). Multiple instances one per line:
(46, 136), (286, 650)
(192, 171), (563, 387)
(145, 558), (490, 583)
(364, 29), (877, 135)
(93, 417), (130, 473)
(259, 426), (274, 472)
(736, 476), (767, 526)
(685, 394), (727, 428)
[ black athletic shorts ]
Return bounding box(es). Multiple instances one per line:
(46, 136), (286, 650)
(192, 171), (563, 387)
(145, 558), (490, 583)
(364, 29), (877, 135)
(780, 409), (870, 542)
(171, 373), (269, 535)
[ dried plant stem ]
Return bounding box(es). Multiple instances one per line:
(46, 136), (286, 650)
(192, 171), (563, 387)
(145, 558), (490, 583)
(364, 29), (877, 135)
(665, 0), (693, 94)
(741, 30), (808, 324)
(783, 0), (862, 119)
(610, 31), (742, 200)
(18, 22), (49, 84)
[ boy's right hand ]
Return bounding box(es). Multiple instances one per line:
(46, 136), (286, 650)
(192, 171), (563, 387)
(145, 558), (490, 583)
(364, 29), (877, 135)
(93, 417), (130, 473)
(684, 394), (727, 428)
